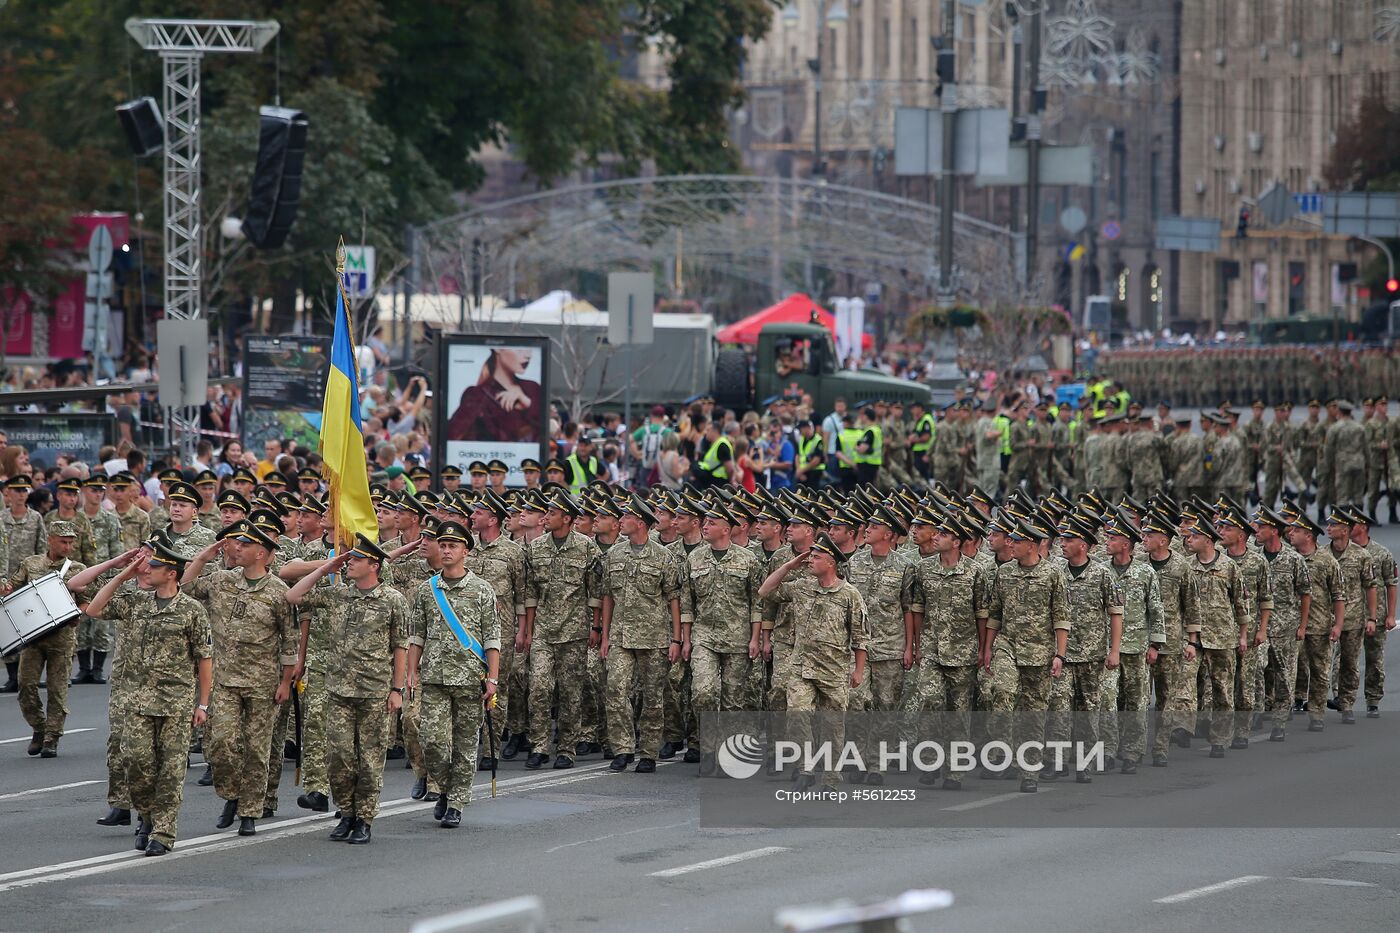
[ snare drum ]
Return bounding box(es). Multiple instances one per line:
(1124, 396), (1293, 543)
(0, 572), (82, 656)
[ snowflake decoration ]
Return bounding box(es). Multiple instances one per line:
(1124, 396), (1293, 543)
(1114, 27), (1161, 85)
(1046, 0), (1116, 67)
(1006, 0), (1046, 15)
(1377, 5), (1400, 42)
(1039, 52), (1086, 89)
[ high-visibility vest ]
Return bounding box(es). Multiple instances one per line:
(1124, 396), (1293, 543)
(1067, 417), (1081, 445)
(698, 436), (733, 480)
(1113, 389), (1131, 411)
(837, 427), (863, 468)
(912, 413), (936, 454)
(994, 414), (1012, 456)
(798, 433), (825, 473)
(854, 424), (883, 466)
(565, 453), (599, 493)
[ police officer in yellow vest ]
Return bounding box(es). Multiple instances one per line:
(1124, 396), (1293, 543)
(565, 436), (602, 493)
(794, 420), (826, 489)
(853, 405), (883, 487)
(695, 422), (736, 490)
(909, 401), (935, 481)
(835, 417), (863, 492)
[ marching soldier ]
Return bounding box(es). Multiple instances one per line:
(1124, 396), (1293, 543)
(74, 474), (121, 685)
(1, 474), (41, 691)
(1183, 515), (1249, 759)
(162, 480), (217, 556)
(1102, 519), (1164, 773)
(845, 503), (916, 721)
(1286, 511), (1345, 732)
(46, 477), (95, 565)
(466, 491), (528, 768)
(12, 522), (87, 757)
(1254, 507), (1310, 742)
(1345, 506), (1396, 717)
(1216, 509), (1272, 747)
(1323, 507), (1378, 724)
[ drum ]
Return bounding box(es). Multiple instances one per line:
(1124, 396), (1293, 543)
(0, 572), (82, 656)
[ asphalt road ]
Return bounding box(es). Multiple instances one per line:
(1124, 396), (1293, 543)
(3, 528), (1400, 932)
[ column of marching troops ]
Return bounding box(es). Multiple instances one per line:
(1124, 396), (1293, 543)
(8, 411), (1396, 853)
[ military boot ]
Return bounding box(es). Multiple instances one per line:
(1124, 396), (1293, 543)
(90, 652), (108, 685)
(71, 650), (92, 685)
(1, 661), (17, 693)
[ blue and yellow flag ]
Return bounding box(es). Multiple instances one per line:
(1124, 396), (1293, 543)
(320, 259), (378, 547)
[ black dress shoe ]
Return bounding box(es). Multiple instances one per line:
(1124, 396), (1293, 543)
(26, 730), (43, 756)
(1120, 760), (1137, 774)
(423, 791), (440, 802)
(1151, 753), (1168, 767)
(479, 757), (497, 771)
(144, 839), (170, 857)
(501, 734), (523, 759)
(441, 808), (462, 828)
(601, 745), (615, 760)
(134, 817), (152, 851)
(261, 808), (275, 819)
(1367, 705), (1380, 718)
(1269, 726), (1285, 741)
(574, 741), (591, 757)
(238, 817), (256, 836)
(386, 745), (406, 760)
(216, 799), (238, 829)
(552, 754), (574, 769)
(525, 753), (546, 770)
(97, 807), (131, 826)
(1019, 778), (1038, 793)
(328, 817), (354, 841)
(609, 755), (629, 772)
(658, 742), (679, 760)
(197, 765), (214, 786)
(1208, 745), (1225, 758)
(39, 742), (57, 758)
(411, 777), (428, 799)
(433, 797), (448, 821)
(634, 758), (656, 773)
(1171, 728), (1192, 749)
(1326, 697), (1339, 711)
(90, 670), (107, 685)
(1230, 736), (1249, 749)
(682, 747), (701, 764)
(1293, 698), (1306, 713)
(297, 791), (329, 812)
(347, 820), (371, 844)
(941, 777), (962, 791)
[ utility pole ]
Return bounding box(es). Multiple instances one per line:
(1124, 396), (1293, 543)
(936, 0), (957, 305)
(1025, 6), (1044, 290)
(810, 8), (825, 177)
(402, 224), (416, 366)
(1007, 3), (1023, 236)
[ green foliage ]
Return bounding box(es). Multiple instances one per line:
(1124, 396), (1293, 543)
(1324, 90), (1400, 194)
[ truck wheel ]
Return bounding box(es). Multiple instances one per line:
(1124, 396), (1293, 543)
(713, 348), (750, 410)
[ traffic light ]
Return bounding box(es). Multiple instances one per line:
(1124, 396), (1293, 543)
(1386, 277), (1399, 295)
(1235, 206), (1250, 239)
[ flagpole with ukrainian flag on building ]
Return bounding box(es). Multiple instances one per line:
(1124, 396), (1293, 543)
(321, 239), (379, 549)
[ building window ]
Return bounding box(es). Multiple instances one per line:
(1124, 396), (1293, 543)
(1288, 261), (1306, 315)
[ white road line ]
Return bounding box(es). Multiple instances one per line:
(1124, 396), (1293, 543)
(0, 728), (95, 746)
(1288, 877), (1377, 887)
(1154, 876), (1269, 904)
(941, 789), (1054, 812)
(1328, 851), (1400, 866)
(0, 780), (102, 802)
(649, 846), (790, 878)
(546, 819), (695, 854)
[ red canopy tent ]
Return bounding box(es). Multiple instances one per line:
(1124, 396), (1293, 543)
(716, 293), (873, 350)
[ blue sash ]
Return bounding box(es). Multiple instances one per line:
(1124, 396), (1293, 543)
(430, 574), (486, 664)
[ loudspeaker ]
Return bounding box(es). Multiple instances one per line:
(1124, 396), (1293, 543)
(116, 97), (163, 157)
(243, 106), (309, 250)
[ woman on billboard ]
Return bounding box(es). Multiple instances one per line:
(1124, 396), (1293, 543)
(445, 347), (542, 442)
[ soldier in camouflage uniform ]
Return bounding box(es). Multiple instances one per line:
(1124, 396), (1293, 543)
(523, 489), (602, 769)
(47, 477), (95, 565)
(109, 472), (152, 551)
(1216, 509), (1272, 746)
(382, 518), (441, 799)
(904, 509), (989, 788)
(406, 522), (499, 827)
(1323, 509), (1378, 723)
(13, 522), (86, 757)
(747, 499), (790, 710)
(600, 495), (682, 772)
(146, 467), (182, 532)
(183, 524), (297, 835)
(1183, 517), (1250, 756)
(289, 534), (409, 843)
(660, 496), (703, 760)
(1345, 507), (1397, 717)
(760, 504), (822, 715)
(1365, 399), (1392, 518)
(1102, 520), (1164, 771)
(161, 480), (217, 558)
(1261, 403), (1291, 509)
(845, 504), (916, 716)
(1, 474), (45, 691)
(1243, 401), (1267, 503)
(195, 470), (222, 531)
(1125, 415), (1165, 500)
(1287, 512), (1345, 730)
(85, 542), (212, 855)
(468, 491), (528, 764)
(1321, 400), (1366, 513)
(984, 519), (1069, 791)
(1047, 516), (1122, 783)
(1295, 400), (1325, 498)
(1253, 507), (1310, 740)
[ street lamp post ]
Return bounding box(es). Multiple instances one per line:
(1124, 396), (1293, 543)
(782, 1), (848, 178)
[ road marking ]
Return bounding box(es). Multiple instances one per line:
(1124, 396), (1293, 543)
(1328, 851), (1400, 866)
(1154, 876), (1269, 904)
(649, 846), (790, 878)
(0, 780), (102, 803)
(546, 819), (695, 854)
(941, 789), (1054, 812)
(0, 728), (95, 746)
(1288, 877), (1377, 887)
(0, 757), (670, 893)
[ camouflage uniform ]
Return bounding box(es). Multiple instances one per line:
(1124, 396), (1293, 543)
(45, 509), (95, 566)
(1261, 418), (1292, 508)
(411, 571), (499, 810)
(765, 547), (822, 713)
(1299, 547), (1344, 724)
(525, 531), (601, 761)
(1225, 543), (1272, 742)
(905, 553), (990, 781)
(687, 545), (762, 751)
(1360, 539), (1396, 708)
(112, 505), (151, 553)
(164, 522), (217, 559)
(1105, 556), (1164, 764)
(973, 414), (1002, 496)
(1364, 414), (1391, 515)
(985, 558), (1071, 780)
(1329, 540), (1377, 714)
(602, 538), (683, 759)
(0, 507), (45, 672)
(299, 580), (408, 824)
(1261, 543), (1310, 730)
(1321, 416), (1366, 510)
(1295, 415), (1326, 493)
(387, 554), (438, 788)
(1187, 552), (1250, 747)
(1149, 550), (1199, 761)
(108, 588), (212, 848)
(147, 504), (170, 533)
(466, 533), (528, 748)
(1167, 428), (1206, 502)
(297, 541), (338, 801)
(184, 569), (296, 819)
(785, 577), (868, 774)
(1048, 559), (1123, 760)
(664, 539), (702, 749)
(843, 547), (916, 712)
(77, 507), (122, 653)
(745, 542), (786, 709)
(14, 554), (87, 748)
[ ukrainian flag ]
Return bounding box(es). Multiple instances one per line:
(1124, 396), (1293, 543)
(320, 274), (378, 546)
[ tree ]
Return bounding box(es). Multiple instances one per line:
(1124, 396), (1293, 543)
(1323, 89), (1400, 193)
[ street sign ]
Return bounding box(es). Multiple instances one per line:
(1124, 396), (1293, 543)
(342, 245), (376, 298)
(973, 144), (1094, 187)
(1060, 206), (1087, 234)
(156, 318), (209, 410)
(1294, 192), (1322, 214)
(1100, 221), (1122, 241)
(1322, 192), (1400, 237)
(1256, 183), (1298, 226)
(894, 107), (1010, 177)
(88, 224), (114, 272)
(1155, 216), (1222, 253)
(607, 273), (654, 346)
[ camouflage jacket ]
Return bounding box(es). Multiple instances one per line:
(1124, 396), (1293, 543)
(147, 504), (170, 532)
(184, 569), (296, 690)
(845, 547), (916, 663)
(1328, 541), (1377, 631)
(82, 506), (122, 564)
(467, 533), (529, 631)
(10, 552), (86, 590)
(1186, 552), (1250, 650)
(113, 505), (151, 552)
(985, 557), (1072, 666)
(1261, 544), (1311, 640)
(164, 522), (217, 560)
(1059, 558), (1124, 663)
(409, 570), (500, 686)
(686, 545), (763, 653)
(1300, 547), (1344, 636)
(791, 579), (869, 685)
(301, 581), (409, 698)
(1108, 557), (1165, 654)
(909, 552), (990, 667)
(526, 531), (602, 644)
(107, 589), (212, 716)
(602, 538), (684, 650)
(2, 508), (45, 576)
(44, 510), (95, 566)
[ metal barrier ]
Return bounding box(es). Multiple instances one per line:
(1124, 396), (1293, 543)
(774, 889), (954, 933)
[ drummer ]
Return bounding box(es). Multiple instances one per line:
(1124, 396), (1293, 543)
(10, 521), (88, 758)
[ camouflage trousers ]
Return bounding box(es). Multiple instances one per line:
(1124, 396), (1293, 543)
(1264, 635), (1301, 730)
(903, 661), (976, 780)
(606, 647), (667, 759)
(402, 687), (435, 788)
(106, 685), (133, 808)
(75, 615), (112, 653)
(664, 656), (698, 746)
(766, 638), (794, 712)
(1150, 651), (1198, 759)
(300, 669), (330, 796)
(1365, 627), (1388, 706)
(1333, 468), (1365, 508)
(421, 682), (483, 811)
(326, 693), (391, 822)
(850, 659), (906, 712)
(691, 646), (751, 753)
(264, 699), (292, 812)
(579, 643), (607, 748)
(528, 639), (585, 761)
(208, 684), (282, 819)
(1232, 639), (1263, 740)
(507, 639), (529, 739)
(785, 676), (849, 777)
(120, 713), (192, 847)
(744, 654), (768, 711)
(1301, 634), (1335, 724)
(1048, 661), (1102, 758)
(976, 463), (1001, 500)
(495, 612), (518, 735)
(1196, 648), (1235, 747)
(1333, 628), (1364, 712)
(990, 664), (1053, 781)
(1101, 652), (1150, 764)
(18, 625), (75, 740)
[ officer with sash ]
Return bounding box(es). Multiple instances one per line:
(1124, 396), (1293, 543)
(407, 520), (501, 828)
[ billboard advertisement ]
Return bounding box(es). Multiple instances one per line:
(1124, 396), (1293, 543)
(435, 334), (549, 487)
(243, 335), (331, 454)
(0, 413), (115, 470)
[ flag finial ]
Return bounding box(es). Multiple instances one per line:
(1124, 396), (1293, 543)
(335, 237), (346, 274)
